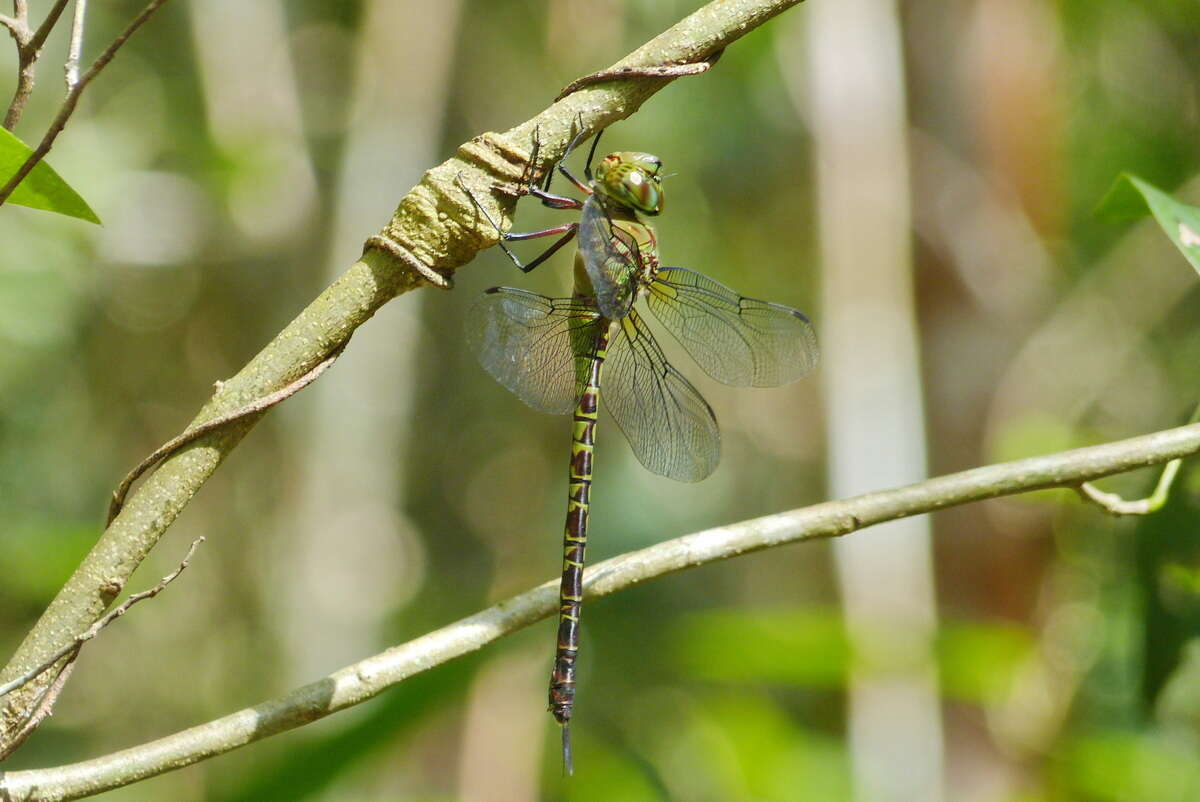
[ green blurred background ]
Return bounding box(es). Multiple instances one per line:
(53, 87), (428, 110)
(2, 0), (1200, 799)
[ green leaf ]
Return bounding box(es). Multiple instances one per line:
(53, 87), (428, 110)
(0, 126), (100, 223)
(1096, 173), (1200, 275)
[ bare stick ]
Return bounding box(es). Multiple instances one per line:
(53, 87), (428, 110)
(0, 0), (170, 201)
(2, 4), (32, 130)
(1077, 401), (1200, 515)
(0, 14), (22, 39)
(555, 49), (724, 101)
(0, 0), (69, 129)
(28, 0), (71, 52)
(0, 537), (204, 761)
(1077, 460), (1182, 515)
(0, 658), (77, 763)
(1, 422), (1199, 798)
(65, 0), (86, 89)
(107, 342), (347, 526)
(0, 537), (205, 702)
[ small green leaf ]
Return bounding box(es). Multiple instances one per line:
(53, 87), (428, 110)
(1097, 173), (1200, 275)
(0, 126), (100, 223)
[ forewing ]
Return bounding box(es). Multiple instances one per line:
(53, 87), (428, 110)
(604, 308), (719, 482)
(579, 196), (638, 319)
(647, 267), (819, 387)
(466, 287), (603, 414)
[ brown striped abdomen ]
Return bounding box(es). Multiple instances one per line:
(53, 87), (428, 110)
(548, 326), (608, 726)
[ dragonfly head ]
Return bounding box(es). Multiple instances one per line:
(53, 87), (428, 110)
(594, 152), (664, 216)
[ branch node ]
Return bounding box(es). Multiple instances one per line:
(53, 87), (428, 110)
(363, 234), (454, 289)
(555, 49), (725, 102)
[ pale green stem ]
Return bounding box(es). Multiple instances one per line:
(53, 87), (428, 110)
(1078, 401), (1200, 515)
(2, 420), (1200, 800)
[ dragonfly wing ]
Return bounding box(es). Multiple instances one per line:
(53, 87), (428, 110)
(578, 196), (638, 320)
(467, 287), (603, 415)
(603, 308), (720, 482)
(647, 267), (819, 387)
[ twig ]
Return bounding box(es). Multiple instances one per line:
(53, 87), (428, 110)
(1077, 401), (1200, 515)
(0, 0), (69, 129)
(0, 658), (77, 763)
(64, 0), (86, 89)
(0, 13), (22, 39)
(0, 0), (170, 202)
(0, 537), (205, 702)
(28, 0), (71, 52)
(2, 4), (32, 130)
(0, 537), (204, 761)
(2, 422), (1200, 799)
(555, 49), (724, 101)
(107, 342), (347, 526)
(1076, 460), (1182, 515)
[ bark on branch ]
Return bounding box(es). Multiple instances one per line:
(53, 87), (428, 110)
(1, 420), (1197, 800)
(0, 0), (805, 763)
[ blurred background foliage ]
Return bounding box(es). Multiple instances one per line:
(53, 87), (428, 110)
(0, 0), (1199, 799)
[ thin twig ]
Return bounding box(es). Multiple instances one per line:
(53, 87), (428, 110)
(555, 49), (724, 102)
(2, 423), (1200, 798)
(0, 658), (77, 762)
(0, 537), (204, 761)
(2, 7), (33, 131)
(1077, 401), (1200, 515)
(0, 13), (22, 39)
(64, 0), (86, 89)
(0, 0), (170, 202)
(2, 0), (71, 129)
(28, 0), (71, 52)
(0, 538), (205, 702)
(1077, 460), (1182, 515)
(108, 342), (347, 526)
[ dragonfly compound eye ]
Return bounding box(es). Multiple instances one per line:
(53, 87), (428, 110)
(596, 152), (665, 216)
(621, 169), (663, 215)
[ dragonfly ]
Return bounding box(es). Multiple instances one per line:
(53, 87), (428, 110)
(461, 126), (819, 773)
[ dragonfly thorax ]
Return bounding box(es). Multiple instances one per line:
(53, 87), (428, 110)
(593, 152), (664, 216)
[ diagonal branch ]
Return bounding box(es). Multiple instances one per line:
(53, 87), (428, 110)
(1, 421), (1197, 800)
(27, 0), (71, 52)
(0, 0), (807, 759)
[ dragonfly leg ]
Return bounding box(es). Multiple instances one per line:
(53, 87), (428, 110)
(528, 186), (583, 210)
(505, 225), (578, 273)
(458, 172), (579, 272)
(555, 118), (596, 194)
(582, 127), (603, 182)
(557, 159), (592, 195)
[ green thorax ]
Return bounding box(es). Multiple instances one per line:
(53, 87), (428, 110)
(572, 200), (659, 302)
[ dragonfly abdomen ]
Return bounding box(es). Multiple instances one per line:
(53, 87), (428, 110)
(549, 328), (609, 748)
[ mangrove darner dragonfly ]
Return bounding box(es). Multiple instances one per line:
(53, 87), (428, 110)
(462, 128), (819, 773)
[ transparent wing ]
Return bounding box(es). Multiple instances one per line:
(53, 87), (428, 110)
(578, 195), (638, 320)
(603, 308), (720, 482)
(647, 267), (819, 388)
(466, 287), (603, 415)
